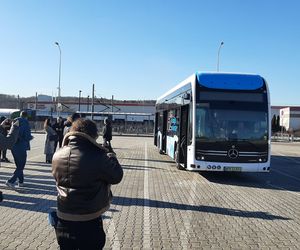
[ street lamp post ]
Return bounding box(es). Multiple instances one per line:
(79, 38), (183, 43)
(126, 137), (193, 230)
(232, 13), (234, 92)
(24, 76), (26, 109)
(217, 41), (224, 72)
(55, 42), (62, 116)
(78, 90), (82, 112)
(87, 95), (90, 112)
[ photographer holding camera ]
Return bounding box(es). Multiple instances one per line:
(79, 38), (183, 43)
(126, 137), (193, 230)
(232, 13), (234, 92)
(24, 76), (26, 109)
(52, 118), (123, 249)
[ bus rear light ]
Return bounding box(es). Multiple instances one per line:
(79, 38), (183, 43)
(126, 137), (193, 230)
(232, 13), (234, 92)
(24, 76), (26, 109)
(197, 165), (200, 168)
(207, 165), (211, 169)
(217, 165), (221, 169)
(212, 165), (216, 169)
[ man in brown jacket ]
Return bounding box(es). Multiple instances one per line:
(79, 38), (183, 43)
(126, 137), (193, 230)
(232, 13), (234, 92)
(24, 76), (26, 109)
(52, 118), (123, 249)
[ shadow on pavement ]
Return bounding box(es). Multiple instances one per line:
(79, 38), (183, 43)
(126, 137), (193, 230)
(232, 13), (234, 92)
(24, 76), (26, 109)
(26, 161), (52, 168)
(200, 155), (300, 192)
(1, 193), (56, 213)
(120, 157), (175, 164)
(111, 196), (289, 221)
(0, 172), (57, 196)
(121, 164), (165, 171)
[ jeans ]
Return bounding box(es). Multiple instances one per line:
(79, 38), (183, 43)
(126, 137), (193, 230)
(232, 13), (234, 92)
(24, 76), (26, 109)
(9, 148), (27, 184)
(46, 153), (54, 163)
(55, 217), (106, 250)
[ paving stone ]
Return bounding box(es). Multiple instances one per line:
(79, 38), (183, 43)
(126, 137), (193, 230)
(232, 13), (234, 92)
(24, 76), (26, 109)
(1, 135), (300, 249)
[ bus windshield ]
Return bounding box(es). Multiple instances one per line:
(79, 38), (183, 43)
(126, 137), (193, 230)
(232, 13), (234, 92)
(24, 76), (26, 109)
(196, 103), (268, 142)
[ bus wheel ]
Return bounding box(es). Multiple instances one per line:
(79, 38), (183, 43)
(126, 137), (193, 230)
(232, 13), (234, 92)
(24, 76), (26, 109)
(175, 151), (185, 170)
(176, 163), (185, 170)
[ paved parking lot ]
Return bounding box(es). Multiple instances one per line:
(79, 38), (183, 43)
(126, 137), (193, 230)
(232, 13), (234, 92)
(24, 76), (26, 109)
(0, 134), (300, 249)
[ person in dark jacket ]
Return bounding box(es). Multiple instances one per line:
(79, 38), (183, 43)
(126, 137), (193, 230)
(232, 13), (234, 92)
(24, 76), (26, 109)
(0, 118), (19, 201)
(52, 118), (123, 249)
(53, 117), (64, 149)
(44, 118), (58, 163)
(63, 113), (80, 136)
(0, 116), (11, 162)
(102, 118), (112, 149)
(6, 111), (32, 188)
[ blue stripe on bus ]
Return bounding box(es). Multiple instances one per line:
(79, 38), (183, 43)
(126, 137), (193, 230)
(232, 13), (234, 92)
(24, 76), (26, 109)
(196, 73), (264, 90)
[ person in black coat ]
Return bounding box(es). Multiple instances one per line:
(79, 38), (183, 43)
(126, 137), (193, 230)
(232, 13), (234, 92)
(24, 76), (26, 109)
(53, 117), (64, 150)
(0, 116), (11, 162)
(102, 118), (113, 151)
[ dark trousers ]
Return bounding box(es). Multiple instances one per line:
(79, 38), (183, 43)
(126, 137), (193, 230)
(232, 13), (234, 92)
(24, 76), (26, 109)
(55, 217), (106, 250)
(9, 148), (27, 184)
(103, 139), (114, 153)
(1, 149), (7, 159)
(54, 137), (63, 151)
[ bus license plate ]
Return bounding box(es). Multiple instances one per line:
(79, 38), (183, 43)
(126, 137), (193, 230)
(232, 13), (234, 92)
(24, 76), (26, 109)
(224, 167), (242, 172)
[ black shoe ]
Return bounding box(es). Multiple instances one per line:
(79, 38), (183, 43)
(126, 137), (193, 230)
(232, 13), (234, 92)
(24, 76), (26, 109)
(0, 191), (3, 202)
(0, 159), (5, 162)
(5, 181), (16, 189)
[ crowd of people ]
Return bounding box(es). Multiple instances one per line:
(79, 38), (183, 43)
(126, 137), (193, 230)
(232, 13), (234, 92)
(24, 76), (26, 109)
(0, 111), (123, 249)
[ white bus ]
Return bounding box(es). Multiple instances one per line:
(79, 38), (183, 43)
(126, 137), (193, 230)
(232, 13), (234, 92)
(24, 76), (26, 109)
(154, 72), (271, 172)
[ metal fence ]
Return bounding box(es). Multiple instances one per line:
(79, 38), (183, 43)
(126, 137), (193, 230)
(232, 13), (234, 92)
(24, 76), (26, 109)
(30, 121), (154, 136)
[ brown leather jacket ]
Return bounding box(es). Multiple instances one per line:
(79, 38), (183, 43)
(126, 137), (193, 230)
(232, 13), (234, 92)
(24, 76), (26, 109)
(52, 132), (123, 221)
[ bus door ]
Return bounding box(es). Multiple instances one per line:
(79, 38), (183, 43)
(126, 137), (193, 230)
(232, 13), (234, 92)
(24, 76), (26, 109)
(161, 110), (168, 153)
(154, 112), (159, 146)
(178, 104), (189, 167)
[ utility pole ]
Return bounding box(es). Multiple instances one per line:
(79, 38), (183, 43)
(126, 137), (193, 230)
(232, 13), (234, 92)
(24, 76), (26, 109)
(78, 90), (82, 111)
(217, 41), (224, 72)
(91, 84), (95, 120)
(35, 92), (38, 132)
(111, 95), (114, 112)
(87, 95), (90, 112)
(35, 92), (38, 110)
(17, 95), (20, 109)
(55, 42), (62, 116)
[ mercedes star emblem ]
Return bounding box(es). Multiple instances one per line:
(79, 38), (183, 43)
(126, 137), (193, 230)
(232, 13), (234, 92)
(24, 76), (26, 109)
(228, 148), (239, 159)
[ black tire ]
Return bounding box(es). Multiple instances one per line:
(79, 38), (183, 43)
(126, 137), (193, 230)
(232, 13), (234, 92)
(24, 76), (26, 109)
(158, 136), (164, 154)
(175, 150), (185, 170)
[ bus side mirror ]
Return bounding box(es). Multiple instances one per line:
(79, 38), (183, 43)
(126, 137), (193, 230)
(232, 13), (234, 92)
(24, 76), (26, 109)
(183, 93), (191, 100)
